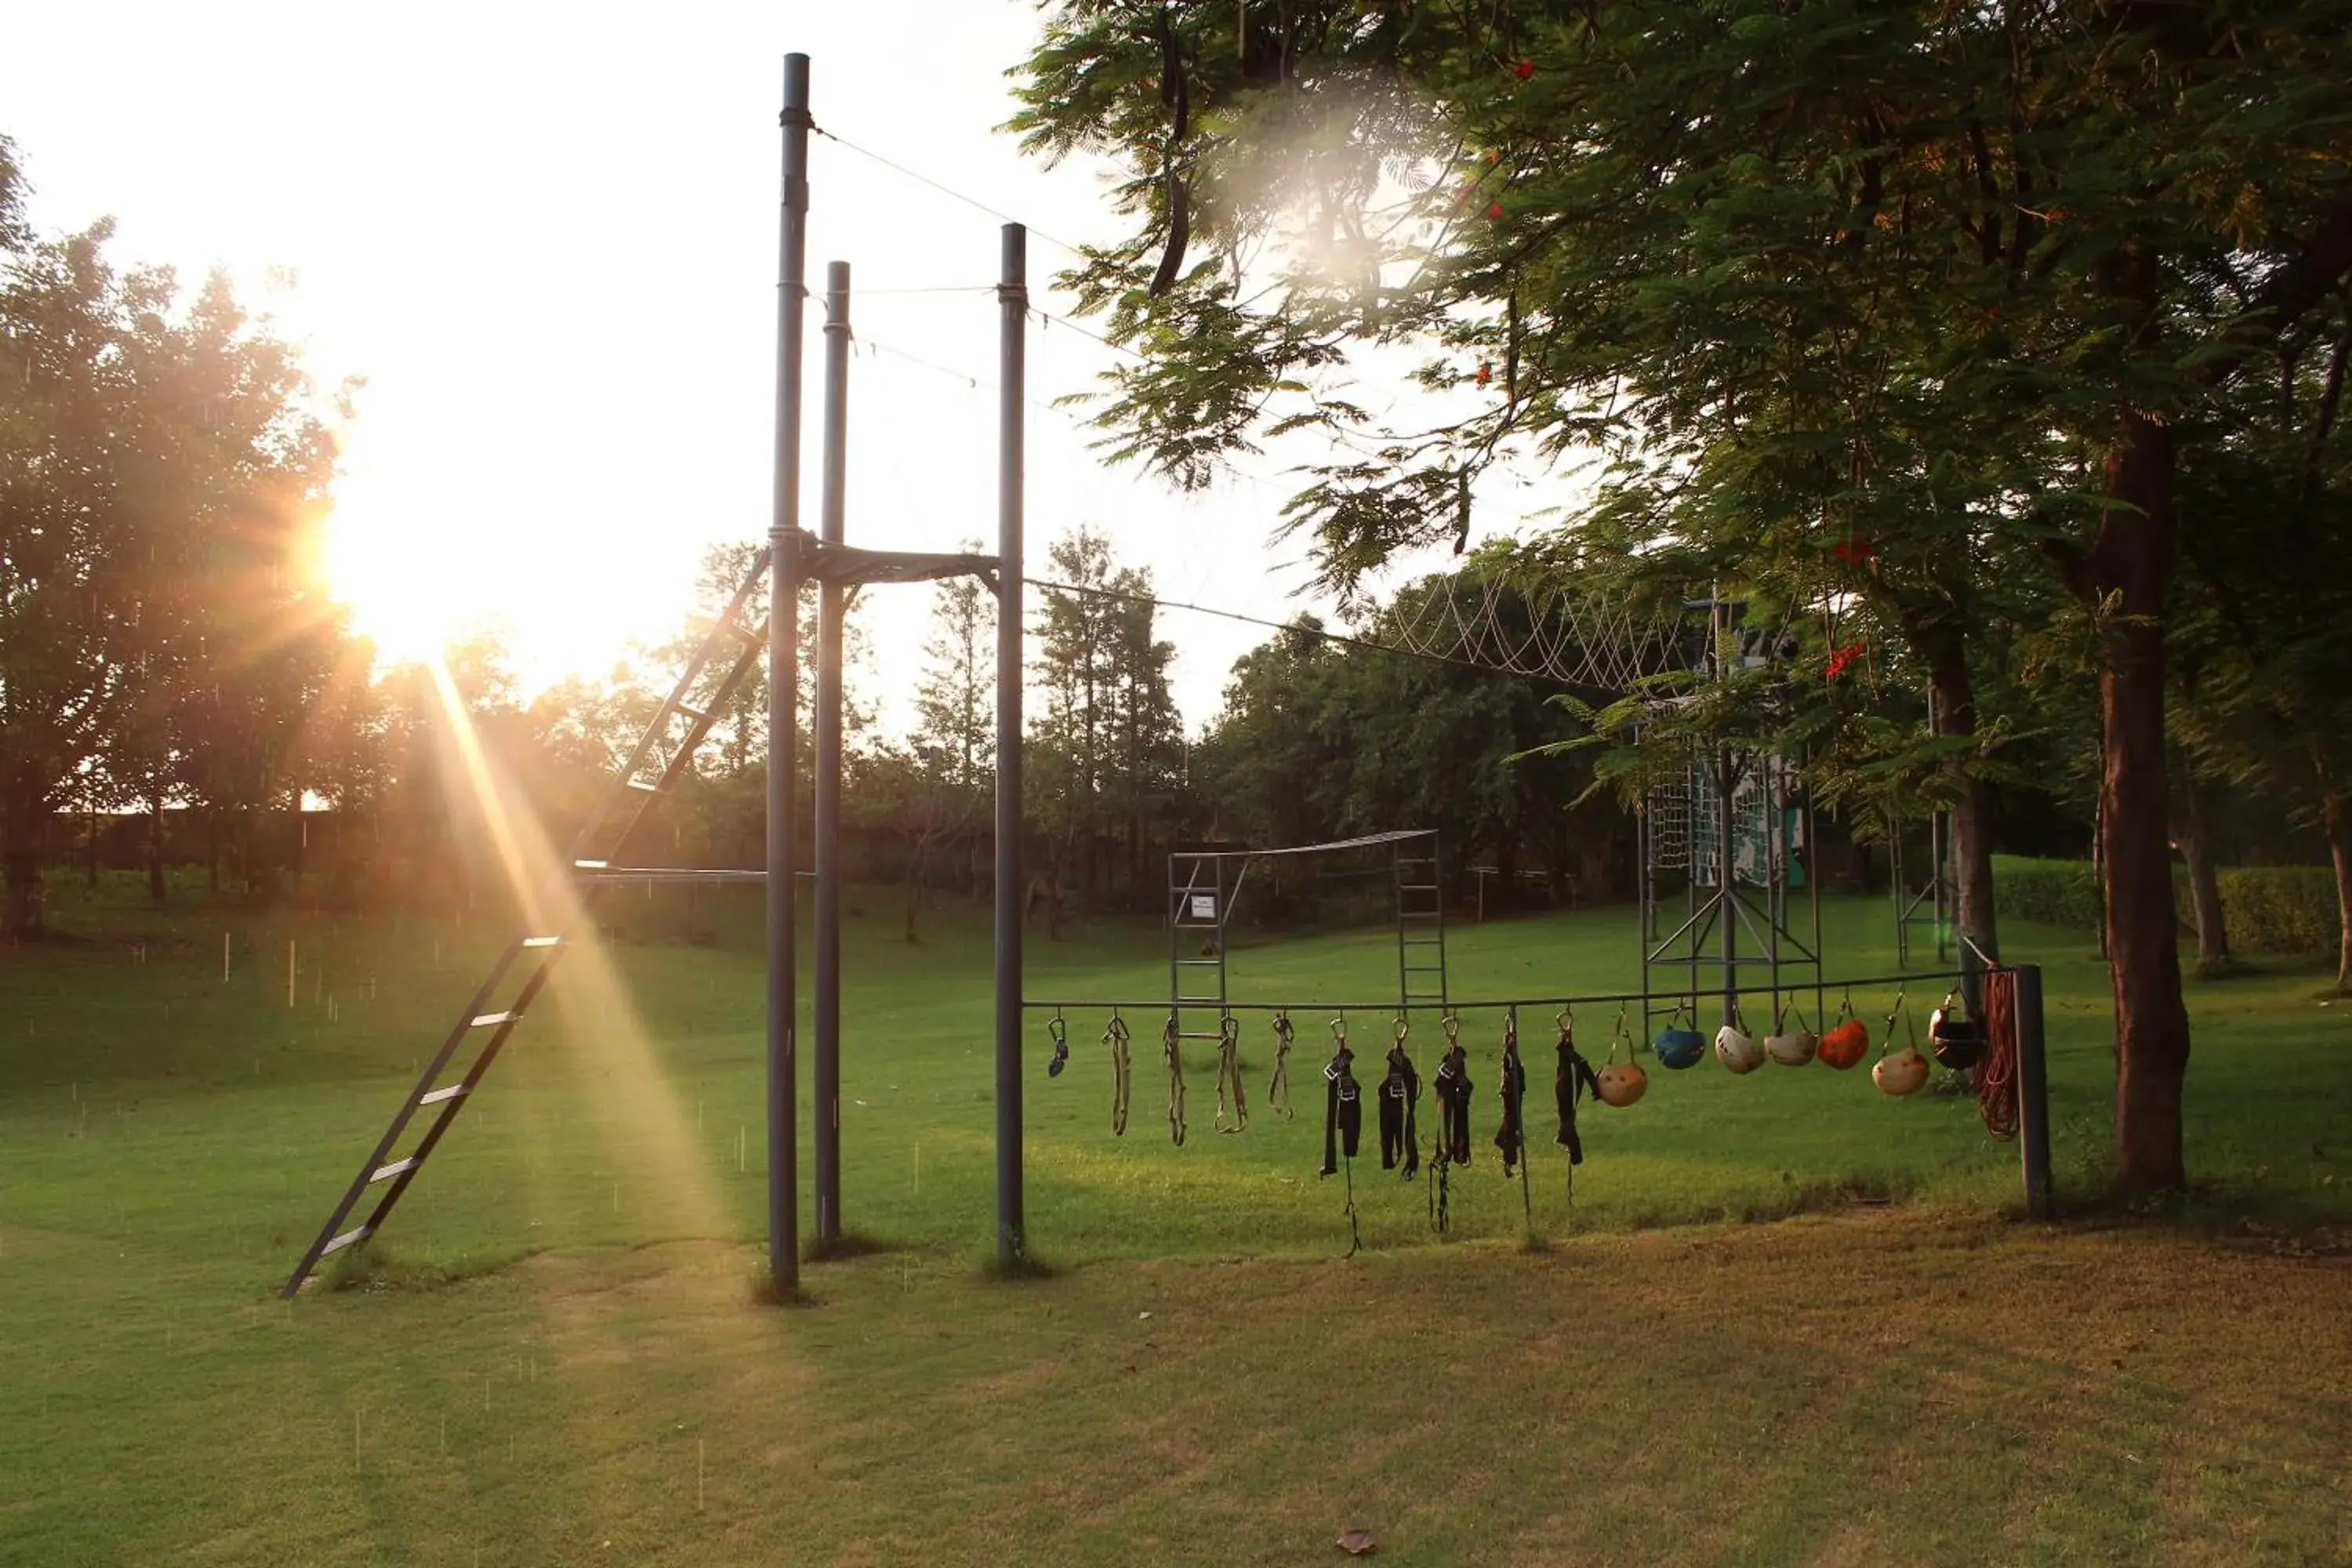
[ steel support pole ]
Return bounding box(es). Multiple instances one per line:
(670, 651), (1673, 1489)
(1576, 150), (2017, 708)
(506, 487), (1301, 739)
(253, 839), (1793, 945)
(993, 224), (1028, 1268)
(813, 260), (849, 1247)
(764, 53), (811, 1298)
(2014, 963), (2054, 1219)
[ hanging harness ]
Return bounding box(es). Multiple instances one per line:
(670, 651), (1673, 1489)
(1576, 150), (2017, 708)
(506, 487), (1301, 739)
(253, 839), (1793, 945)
(1163, 1012), (1188, 1148)
(1494, 1011), (1527, 1177)
(1266, 1011), (1296, 1120)
(1434, 1021), (1475, 1167)
(1105, 1011), (1133, 1137)
(1214, 1011), (1248, 1134)
(1320, 1020), (1362, 1177)
(1554, 1008), (1600, 1166)
(1322, 1018), (1364, 1258)
(1379, 1018), (1422, 1179)
(1499, 1008), (1534, 1231)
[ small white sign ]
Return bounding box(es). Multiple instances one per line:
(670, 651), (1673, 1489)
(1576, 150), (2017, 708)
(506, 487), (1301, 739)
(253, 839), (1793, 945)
(1189, 895), (1217, 921)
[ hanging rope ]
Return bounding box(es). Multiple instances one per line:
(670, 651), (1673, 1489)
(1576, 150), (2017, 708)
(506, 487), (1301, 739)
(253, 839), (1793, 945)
(1978, 968), (2020, 1139)
(1267, 1011), (1296, 1120)
(1214, 1011), (1248, 1134)
(1163, 1012), (1188, 1148)
(1105, 1011), (1133, 1137)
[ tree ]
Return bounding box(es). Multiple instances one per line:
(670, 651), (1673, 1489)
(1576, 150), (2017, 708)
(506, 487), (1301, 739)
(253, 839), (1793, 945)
(2, 175), (339, 933)
(901, 549), (997, 934)
(1012, 0), (2352, 1192)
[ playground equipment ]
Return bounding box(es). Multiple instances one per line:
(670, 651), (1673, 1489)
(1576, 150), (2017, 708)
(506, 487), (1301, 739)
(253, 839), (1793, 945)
(282, 54), (2061, 1299)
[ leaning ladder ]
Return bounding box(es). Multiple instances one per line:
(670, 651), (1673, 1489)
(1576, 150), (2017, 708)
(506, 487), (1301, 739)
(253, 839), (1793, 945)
(279, 549), (774, 1298)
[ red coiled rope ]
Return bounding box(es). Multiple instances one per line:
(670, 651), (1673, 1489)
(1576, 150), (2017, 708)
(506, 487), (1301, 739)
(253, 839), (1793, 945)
(1978, 967), (2020, 1140)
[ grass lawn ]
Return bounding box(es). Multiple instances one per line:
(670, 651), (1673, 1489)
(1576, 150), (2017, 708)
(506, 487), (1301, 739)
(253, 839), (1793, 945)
(1, 877), (2347, 1564)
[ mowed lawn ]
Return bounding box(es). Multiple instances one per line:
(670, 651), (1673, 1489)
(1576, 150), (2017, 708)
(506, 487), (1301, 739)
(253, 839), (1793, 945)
(1, 879), (2347, 1564)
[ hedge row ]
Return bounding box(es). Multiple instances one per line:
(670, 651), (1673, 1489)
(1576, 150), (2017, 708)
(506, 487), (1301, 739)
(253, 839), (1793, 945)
(1991, 855), (2341, 954)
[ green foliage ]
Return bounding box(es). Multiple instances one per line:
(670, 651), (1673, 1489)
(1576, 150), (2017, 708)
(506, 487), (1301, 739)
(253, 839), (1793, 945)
(1992, 855), (2106, 933)
(1995, 854), (2339, 956)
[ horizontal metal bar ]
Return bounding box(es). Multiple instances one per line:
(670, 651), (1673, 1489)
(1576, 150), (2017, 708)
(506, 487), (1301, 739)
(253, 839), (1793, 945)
(1026, 969), (1964, 1016)
(370, 1158), (418, 1183)
(470, 1011), (519, 1027)
(419, 1085), (468, 1105)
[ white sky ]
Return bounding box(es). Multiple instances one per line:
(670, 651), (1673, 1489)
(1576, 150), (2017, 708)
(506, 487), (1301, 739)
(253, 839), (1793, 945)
(2, 1), (1518, 731)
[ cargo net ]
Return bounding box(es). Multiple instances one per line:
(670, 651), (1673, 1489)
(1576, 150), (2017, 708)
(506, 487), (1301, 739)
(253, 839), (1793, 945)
(1646, 774), (1692, 873)
(1377, 569), (1686, 691)
(1686, 754), (1797, 888)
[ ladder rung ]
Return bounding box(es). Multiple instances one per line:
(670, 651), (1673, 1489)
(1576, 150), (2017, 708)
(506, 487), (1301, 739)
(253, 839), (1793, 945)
(575, 859), (609, 870)
(321, 1224), (373, 1257)
(419, 1084), (468, 1105)
(370, 1158), (418, 1183)
(521, 936), (562, 949)
(1400, 884), (1440, 893)
(1175, 958), (1222, 967)
(674, 702), (710, 723)
(470, 1011), (519, 1028)
(626, 779), (661, 794)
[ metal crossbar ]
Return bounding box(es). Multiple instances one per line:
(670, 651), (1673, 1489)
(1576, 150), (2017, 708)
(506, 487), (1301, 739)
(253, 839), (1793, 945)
(281, 548), (775, 1298)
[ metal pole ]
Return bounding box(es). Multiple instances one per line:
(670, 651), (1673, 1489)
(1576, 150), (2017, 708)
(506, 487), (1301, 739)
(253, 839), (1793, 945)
(813, 259), (849, 1247)
(993, 223), (1028, 1268)
(2014, 963), (2054, 1219)
(1719, 748), (1737, 1029)
(764, 53), (811, 1298)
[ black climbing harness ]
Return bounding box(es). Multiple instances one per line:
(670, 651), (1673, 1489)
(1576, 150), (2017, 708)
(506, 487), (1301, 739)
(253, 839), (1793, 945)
(1434, 1018), (1475, 1167)
(1214, 1011), (1248, 1134)
(1379, 1016), (1421, 1180)
(1046, 1010), (1070, 1078)
(1105, 1011), (1133, 1138)
(1554, 1007), (1602, 1207)
(1323, 1017), (1363, 1258)
(1267, 1011), (1296, 1120)
(1162, 1012), (1187, 1148)
(1498, 1008), (1534, 1233)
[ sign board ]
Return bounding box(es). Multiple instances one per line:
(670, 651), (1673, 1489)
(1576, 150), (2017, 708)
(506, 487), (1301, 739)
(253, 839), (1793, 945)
(1189, 894), (1217, 921)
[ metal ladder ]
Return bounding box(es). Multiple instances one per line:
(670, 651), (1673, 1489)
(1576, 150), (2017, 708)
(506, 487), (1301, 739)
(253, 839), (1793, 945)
(1167, 851), (1230, 1046)
(1395, 842), (1449, 1016)
(279, 549), (775, 1298)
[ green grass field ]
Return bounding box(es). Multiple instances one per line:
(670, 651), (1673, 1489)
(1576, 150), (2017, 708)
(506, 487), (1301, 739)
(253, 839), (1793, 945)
(2, 879), (2347, 1564)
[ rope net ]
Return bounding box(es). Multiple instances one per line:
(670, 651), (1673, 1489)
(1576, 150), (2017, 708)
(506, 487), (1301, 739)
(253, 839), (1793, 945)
(1375, 569), (1685, 691)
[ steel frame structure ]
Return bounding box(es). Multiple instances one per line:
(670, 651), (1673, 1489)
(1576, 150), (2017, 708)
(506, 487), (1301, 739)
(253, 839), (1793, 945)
(1166, 829), (1448, 1044)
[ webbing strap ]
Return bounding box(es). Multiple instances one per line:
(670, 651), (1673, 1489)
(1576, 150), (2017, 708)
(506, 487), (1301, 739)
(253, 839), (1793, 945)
(1105, 1013), (1133, 1137)
(1267, 1012), (1296, 1120)
(1163, 1014), (1187, 1147)
(1214, 1013), (1248, 1134)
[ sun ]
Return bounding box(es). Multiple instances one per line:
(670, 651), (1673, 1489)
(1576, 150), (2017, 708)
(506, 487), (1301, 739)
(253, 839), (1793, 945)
(321, 485), (470, 665)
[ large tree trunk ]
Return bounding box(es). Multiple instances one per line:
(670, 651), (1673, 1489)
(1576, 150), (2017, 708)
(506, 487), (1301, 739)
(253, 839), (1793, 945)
(2173, 760), (2229, 968)
(2084, 404), (2192, 1192)
(1926, 638), (1999, 965)
(2322, 782), (2352, 995)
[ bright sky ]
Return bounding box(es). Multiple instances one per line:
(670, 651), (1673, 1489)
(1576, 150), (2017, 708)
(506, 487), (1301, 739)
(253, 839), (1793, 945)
(2, 1), (1502, 731)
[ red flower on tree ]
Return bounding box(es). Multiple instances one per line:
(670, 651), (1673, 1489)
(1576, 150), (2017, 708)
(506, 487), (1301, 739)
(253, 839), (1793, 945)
(1475, 361), (1493, 387)
(1831, 535), (1875, 568)
(1824, 642), (1867, 681)
(1514, 60), (1535, 80)
(1488, 201), (1504, 220)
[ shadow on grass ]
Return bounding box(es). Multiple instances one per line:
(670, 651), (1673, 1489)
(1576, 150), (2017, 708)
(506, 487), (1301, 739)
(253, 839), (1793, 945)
(978, 1248), (1062, 1284)
(321, 1243), (537, 1295)
(803, 1230), (895, 1265)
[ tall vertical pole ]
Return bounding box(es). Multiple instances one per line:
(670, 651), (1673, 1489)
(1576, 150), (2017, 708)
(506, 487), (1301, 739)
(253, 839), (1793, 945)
(2014, 964), (2054, 1220)
(993, 223), (1028, 1268)
(764, 53), (811, 1298)
(813, 260), (850, 1248)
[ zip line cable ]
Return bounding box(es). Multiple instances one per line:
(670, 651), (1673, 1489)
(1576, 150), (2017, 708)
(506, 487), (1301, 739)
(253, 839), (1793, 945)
(808, 121), (1084, 258)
